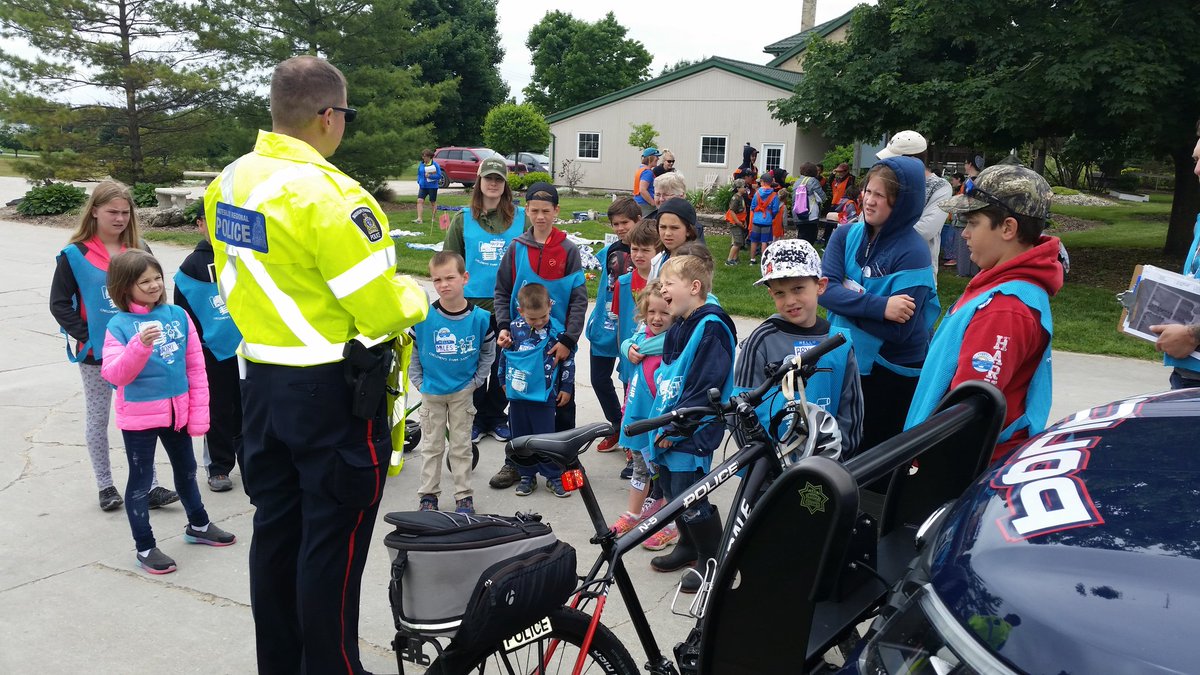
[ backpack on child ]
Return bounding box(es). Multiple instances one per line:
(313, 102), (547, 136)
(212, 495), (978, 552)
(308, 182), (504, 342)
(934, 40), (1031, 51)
(792, 181), (809, 219)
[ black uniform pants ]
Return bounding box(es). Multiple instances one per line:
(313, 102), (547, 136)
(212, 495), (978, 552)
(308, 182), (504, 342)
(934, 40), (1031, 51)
(204, 349), (242, 477)
(242, 360), (389, 675)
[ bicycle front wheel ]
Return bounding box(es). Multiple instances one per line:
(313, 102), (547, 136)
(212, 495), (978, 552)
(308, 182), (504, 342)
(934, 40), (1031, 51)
(463, 606), (641, 674)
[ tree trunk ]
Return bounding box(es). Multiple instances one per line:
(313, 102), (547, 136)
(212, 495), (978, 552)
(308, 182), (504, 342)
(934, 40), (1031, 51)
(118, 0), (143, 183)
(1164, 144), (1200, 257)
(1033, 141), (1046, 175)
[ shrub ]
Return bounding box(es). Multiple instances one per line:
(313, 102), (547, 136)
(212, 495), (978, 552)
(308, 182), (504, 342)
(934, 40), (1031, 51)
(522, 171), (552, 189)
(16, 182), (87, 215)
(506, 173), (524, 193)
(686, 188), (706, 210)
(182, 200), (204, 224)
(1111, 172), (1140, 192)
(1051, 186), (1080, 196)
(132, 182), (162, 208)
(706, 183), (735, 212)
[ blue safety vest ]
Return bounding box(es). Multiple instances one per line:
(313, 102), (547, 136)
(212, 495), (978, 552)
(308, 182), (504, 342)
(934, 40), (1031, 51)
(614, 272), (640, 382)
(618, 329), (665, 457)
(463, 206), (525, 299)
(172, 271), (243, 361)
(648, 314), (735, 470)
(904, 281), (1053, 443)
(503, 318), (565, 403)
(733, 326), (852, 442)
(412, 305), (492, 395)
(105, 304), (190, 403)
(830, 222), (939, 376)
(585, 244), (623, 358)
(509, 239), (585, 328)
(59, 244), (120, 363)
(1165, 213), (1200, 371)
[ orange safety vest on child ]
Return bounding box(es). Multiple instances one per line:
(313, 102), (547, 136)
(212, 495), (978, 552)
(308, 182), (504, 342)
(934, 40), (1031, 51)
(751, 188), (785, 238)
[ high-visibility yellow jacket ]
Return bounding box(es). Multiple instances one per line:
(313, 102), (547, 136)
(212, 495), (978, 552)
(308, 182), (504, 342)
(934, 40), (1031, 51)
(205, 130), (428, 366)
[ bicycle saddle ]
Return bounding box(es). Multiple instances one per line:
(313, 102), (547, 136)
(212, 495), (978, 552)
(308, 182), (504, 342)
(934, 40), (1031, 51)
(506, 422), (613, 468)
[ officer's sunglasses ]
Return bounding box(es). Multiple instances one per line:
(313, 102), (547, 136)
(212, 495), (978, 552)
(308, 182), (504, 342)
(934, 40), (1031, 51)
(318, 106), (357, 123)
(966, 186), (1018, 218)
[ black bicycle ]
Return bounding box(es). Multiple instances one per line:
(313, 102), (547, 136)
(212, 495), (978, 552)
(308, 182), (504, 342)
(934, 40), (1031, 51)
(412, 331), (1007, 674)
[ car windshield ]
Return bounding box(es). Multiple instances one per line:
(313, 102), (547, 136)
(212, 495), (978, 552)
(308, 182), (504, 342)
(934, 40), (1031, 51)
(474, 149), (502, 160)
(530, 154), (550, 164)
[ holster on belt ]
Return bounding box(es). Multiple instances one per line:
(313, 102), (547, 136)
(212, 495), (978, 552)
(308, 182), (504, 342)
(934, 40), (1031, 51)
(343, 338), (395, 420)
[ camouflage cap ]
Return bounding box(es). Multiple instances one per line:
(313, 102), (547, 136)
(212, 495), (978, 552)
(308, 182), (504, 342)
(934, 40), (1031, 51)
(939, 164), (1052, 219)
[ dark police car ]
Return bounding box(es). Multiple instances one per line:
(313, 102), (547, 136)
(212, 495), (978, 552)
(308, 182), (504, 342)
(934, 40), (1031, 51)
(845, 388), (1200, 674)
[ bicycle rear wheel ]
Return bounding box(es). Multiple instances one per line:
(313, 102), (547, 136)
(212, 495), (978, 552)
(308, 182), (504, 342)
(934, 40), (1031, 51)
(461, 606), (640, 674)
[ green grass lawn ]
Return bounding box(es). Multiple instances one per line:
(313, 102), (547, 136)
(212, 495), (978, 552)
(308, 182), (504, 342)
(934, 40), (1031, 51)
(149, 192), (1177, 361)
(0, 155), (31, 177)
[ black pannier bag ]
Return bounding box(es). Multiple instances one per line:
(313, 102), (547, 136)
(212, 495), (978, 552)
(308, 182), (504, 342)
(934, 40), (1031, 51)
(427, 540), (577, 674)
(384, 511), (565, 637)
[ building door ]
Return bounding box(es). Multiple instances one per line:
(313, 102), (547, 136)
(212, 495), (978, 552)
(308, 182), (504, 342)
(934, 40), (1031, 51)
(762, 143), (785, 174)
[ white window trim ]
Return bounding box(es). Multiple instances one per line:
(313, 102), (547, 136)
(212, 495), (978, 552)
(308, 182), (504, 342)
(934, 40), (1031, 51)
(577, 131), (601, 162)
(697, 134), (728, 167)
(761, 142), (786, 172)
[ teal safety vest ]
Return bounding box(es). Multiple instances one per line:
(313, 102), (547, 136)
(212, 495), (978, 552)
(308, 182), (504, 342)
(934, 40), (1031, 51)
(508, 239), (585, 329)
(585, 244), (622, 358)
(503, 318), (565, 403)
(412, 305), (492, 396)
(463, 207), (525, 299)
(904, 281), (1053, 443)
(613, 272), (640, 382)
(733, 326), (852, 443)
(1165, 213), (1200, 371)
(105, 304), (191, 403)
(172, 270), (243, 361)
(60, 244), (119, 362)
(648, 314), (735, 470)
(830, 222), (939, 376)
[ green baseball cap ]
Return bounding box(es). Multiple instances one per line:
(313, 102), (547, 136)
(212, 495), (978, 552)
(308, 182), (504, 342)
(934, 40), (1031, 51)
(939, 164), (1052, 220)
(477, 156), (508, 179)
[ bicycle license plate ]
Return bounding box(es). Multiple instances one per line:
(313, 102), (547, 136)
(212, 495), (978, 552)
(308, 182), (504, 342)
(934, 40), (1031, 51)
(503, 617), (553, 652)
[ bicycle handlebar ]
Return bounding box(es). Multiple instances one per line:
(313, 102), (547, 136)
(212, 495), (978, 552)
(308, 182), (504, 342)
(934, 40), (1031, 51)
(622, 332), (846, 437)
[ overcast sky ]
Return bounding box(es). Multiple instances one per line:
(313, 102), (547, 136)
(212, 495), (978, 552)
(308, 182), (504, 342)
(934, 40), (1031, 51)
(495, 0), (872, 101)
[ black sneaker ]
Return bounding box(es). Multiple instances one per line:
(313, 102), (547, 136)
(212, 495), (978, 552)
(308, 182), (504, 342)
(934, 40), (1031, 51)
(619, 459), (634, 480)
(546, 478), (571, 498)
(207, 474), (233, 492)
(147, 486), (179, 509)
(419, 495), (438, 511)
(99, 486), (123, 512)
(515, 476), (536, 497)
(489, 464), (519, 489)
(184, 523), (236, 547)
(137, 547), (177, 575)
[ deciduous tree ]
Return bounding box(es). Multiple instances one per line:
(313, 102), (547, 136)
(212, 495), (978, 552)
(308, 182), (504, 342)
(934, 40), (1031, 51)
(482, 103), (549, 157)
(523, 11), (651, 115)
(627, 123), (658, 151)
(769, 0), (1200, 255)
(0, 0), (234, 183)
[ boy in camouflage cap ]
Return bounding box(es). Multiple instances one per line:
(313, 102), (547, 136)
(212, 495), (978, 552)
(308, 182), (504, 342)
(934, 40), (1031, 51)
(904, 164), (1065, 463)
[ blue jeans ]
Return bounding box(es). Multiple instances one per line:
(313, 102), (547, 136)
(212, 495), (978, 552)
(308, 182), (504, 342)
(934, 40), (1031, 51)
(939, 223), (957, 260)
(122, 427), (208, 551)
(510, 401), (562, 480)
(1170, 370), (1200, 390)
(658, 466), (715, 523)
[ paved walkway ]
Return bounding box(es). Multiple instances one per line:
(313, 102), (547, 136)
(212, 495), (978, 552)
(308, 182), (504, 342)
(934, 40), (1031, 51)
(0, 217), (1171, 673)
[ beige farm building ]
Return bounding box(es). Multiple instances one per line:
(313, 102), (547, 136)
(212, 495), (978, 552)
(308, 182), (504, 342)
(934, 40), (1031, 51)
(545, 8), (855, 193)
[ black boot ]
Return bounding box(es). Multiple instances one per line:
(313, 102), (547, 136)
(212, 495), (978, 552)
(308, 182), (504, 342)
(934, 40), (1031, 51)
(680, 508), (723, 594)
(650, 521), (696, 572)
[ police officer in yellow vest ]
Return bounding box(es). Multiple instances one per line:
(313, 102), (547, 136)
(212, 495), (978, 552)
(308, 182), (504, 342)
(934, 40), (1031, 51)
(204, 56), (427, 675)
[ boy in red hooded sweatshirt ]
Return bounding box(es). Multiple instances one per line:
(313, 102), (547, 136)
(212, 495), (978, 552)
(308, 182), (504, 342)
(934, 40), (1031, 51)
(904, 164), (1064, 463)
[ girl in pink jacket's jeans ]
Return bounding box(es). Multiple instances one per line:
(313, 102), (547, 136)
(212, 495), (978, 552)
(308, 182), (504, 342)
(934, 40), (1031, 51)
(101, 250), (236, 575)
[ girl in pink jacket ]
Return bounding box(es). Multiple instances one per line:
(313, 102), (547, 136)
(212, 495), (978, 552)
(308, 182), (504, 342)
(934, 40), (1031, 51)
(101, 250), (236, 574)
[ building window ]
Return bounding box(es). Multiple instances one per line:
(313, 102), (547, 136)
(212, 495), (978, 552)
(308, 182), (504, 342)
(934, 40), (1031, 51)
(762, 143), (785, 173)
(699, 136), (727, 166)
(578, 132), (600, 161)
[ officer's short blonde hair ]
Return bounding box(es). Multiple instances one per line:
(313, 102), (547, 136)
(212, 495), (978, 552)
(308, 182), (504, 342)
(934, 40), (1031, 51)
(271, 56), (347, 131)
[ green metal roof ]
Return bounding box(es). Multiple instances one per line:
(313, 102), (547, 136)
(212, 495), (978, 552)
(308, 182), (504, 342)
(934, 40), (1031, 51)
(763, 7), (856, 66)
(545, 57), (803, 124)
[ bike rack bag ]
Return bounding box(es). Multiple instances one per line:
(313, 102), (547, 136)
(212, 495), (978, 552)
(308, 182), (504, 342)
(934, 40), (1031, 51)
(384, 511), (558, 636)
